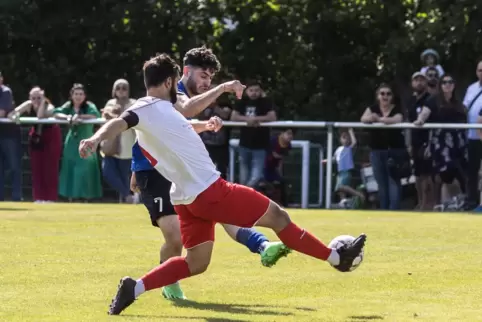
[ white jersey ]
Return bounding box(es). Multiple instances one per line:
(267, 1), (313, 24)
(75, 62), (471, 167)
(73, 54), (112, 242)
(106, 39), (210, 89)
(127, 96), (220, 205)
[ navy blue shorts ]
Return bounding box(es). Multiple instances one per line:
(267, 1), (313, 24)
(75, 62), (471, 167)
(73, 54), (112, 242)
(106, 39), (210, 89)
(135, 170), (176, 227)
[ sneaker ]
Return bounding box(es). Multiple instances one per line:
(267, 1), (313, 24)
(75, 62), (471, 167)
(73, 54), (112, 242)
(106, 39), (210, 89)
(108, 277), (136, 315)
(162, 282), (187, 300)
(260, 241), (292, 267)
(334, 234), (367, 272)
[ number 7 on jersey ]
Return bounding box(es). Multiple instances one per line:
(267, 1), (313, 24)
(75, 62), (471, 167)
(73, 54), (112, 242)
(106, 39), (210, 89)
(154, 197), (163, 213)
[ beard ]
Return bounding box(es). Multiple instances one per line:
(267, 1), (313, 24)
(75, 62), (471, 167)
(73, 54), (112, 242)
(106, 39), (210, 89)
(170, 83), (177, 104)
(186, 77), (200, 95)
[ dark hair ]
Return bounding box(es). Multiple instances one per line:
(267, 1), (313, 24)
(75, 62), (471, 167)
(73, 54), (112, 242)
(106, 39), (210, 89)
(246, 80), (262, 88)
(143, 53), (180, 88)
(437, 74), (464, 113)
(69, 83), (89, 113)
(426, 66), (439, 77)
(183, 46), (221, 73)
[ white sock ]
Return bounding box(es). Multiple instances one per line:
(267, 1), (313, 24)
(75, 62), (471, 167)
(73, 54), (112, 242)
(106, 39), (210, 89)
(259, 241), (270, 253)
(327, 249), (340, 266)
(134, 280), (145, 298)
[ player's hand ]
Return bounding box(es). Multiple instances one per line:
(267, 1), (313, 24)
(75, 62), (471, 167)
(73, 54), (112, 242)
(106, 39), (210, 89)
(206, 116), (223, 132)
(130, 172), (139, 193)
(222, 80), (246, 99)
(79, 137), (100, 158)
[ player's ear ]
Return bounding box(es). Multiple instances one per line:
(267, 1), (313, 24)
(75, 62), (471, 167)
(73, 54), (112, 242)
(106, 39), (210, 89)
(165, 77), (172, 89)
(183, 66), (190, 77)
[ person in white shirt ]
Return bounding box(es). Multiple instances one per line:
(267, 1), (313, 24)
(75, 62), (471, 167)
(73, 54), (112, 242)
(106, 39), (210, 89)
(78, 53), (366, 315)
(463, 59), (482, 208)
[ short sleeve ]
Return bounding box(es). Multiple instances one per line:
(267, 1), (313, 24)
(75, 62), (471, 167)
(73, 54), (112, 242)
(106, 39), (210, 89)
(53, 102), (72, 114)
(424, 95), (437, 111)
(86, 103), (101, 117)
(0, 89), (13, 112)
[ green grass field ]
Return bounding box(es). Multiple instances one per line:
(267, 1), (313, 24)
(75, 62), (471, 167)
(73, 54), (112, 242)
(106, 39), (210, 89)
(1, 203), (482, 322)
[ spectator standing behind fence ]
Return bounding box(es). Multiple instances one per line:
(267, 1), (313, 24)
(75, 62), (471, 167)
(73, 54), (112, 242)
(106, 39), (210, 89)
(262, 128), (294, 206)
(463, 59), (482, 209)
(430, 75), (467, 207)
(361, 83), (406, 210)
(8, 87), (62, 203)
(420, 48), (444, 77)
(333, 129), (357, 201)
(425, 66), (440, 96)
(231, 81), (277, 187)
(0, 72), (22, 201)
(53, 83), (102, 201)
(101, 79), (137, 203)
(407, 72), (437, 210)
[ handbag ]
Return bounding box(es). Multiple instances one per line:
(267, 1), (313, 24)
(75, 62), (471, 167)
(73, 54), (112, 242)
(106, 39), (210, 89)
(387, 148), (412, 179)
(101, 135), (121, 156)
(28, 126), (43, 150)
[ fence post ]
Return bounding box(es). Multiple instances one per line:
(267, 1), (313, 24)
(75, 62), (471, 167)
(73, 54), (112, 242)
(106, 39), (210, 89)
(325, 123), (334, 209)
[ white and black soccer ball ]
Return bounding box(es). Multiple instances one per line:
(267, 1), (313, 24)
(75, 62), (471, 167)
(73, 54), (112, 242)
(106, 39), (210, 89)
(328, 235), (364, 271)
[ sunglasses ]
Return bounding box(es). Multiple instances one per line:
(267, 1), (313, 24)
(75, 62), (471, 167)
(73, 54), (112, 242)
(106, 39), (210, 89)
(427, 73), (438, 78)
(116, 86), (128, 91)
(441, 79), (454, 85)
(30, 96), (42, 101)
(379, 91), (392, 96)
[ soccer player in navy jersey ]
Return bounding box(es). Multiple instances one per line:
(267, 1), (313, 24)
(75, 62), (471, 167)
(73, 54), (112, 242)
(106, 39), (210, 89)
(129, 47), (291, 300)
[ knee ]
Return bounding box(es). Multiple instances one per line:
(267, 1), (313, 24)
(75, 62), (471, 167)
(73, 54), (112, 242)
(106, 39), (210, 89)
(264, 202), (291, 232)
(163, 231), (183, 255)
(186, 256), (210, 276)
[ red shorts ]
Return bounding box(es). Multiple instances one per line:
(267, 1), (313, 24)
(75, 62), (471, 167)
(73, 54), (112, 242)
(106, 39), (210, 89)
(174, 178), (270, 249)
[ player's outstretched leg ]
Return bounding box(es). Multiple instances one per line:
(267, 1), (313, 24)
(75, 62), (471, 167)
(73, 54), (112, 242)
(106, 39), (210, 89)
(256, 201), (366, 272)
(156, 216), (186, 300)
(108, 242), (213, 315)
(221, 224), (291, 267)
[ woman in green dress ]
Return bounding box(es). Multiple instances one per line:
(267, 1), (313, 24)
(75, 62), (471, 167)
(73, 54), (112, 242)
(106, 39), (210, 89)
(53, 83), (103, 201)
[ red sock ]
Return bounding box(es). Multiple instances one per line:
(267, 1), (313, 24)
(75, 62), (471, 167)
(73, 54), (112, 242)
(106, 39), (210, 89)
(141, 257), (191, 291)
(277, 222), (332, 260)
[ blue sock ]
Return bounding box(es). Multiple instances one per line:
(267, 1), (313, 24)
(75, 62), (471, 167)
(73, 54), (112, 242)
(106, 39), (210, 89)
(236, 228), (269, 254)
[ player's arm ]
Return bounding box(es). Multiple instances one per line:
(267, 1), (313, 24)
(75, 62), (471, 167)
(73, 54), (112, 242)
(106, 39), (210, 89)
(91, 118), (129, 144)
(79, 111), (137, 159)
(175, 80), (245, 118)
(175, 86), (225, 118)
(192, 116), (223, 134)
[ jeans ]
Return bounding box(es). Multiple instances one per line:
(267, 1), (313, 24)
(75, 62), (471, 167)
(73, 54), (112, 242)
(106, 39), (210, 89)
(102, 157), (132, 198)
(370, 149), (402, 210)
(238, 147), (266, 187)
(0, 137), (22, 201)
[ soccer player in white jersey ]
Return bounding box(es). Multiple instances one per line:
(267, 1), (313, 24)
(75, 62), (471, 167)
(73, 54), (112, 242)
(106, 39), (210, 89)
(79, 53), (367, 316)
(131, 47), (290, 300)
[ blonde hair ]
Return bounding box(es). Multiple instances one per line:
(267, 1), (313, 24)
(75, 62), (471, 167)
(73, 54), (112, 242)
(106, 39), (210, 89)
(112, 79), (130, 98)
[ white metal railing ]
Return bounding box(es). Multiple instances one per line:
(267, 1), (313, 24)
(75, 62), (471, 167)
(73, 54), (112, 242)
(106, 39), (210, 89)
(3, 117), (480, 209)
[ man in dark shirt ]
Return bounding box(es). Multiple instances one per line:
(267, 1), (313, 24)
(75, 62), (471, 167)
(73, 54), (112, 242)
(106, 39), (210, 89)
(197, 85), (232, 179)
(231, 81), (277, 187)
(407, 71), (437, 210)
(0, 72), (22, 201)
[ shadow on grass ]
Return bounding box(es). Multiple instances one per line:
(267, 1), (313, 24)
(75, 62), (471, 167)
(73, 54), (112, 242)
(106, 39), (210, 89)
(349, 315), (384, 320)
(122, 315), (249, 321)
(171, 300), (294, 316)
(0, 207), (30, 211)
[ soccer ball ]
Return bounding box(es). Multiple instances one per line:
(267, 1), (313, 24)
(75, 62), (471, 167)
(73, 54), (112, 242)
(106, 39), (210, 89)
(328, 235), (364, 272)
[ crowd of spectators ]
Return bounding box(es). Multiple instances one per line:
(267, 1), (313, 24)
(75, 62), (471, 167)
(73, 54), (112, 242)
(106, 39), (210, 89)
(3, 47), (482, 210)
(331, 48), (482, 211)
(0, 75), (293, 204)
